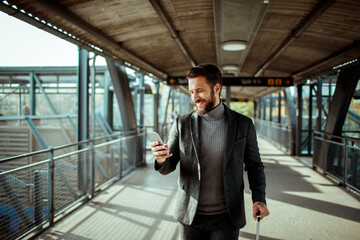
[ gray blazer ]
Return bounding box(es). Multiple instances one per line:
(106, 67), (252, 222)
(155, 104), (266, 229)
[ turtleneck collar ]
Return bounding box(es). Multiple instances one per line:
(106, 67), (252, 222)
(200, 101), (225, 121)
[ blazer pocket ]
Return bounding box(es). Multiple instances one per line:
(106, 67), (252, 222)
(234, 138), (245, 146)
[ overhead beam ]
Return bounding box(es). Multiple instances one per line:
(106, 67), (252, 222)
(105, 57), (137, 132)
(292, 41), (360, 81)
(237, 1), (270, 74)
(3, 1), (166, 79)
(254, 0), (336, 77)
(324, 65), (360, 136)
(149, 0), (196, 67)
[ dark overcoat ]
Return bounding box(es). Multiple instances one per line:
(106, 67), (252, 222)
(155, 104), (266, 229)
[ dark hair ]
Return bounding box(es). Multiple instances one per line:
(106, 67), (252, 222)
(186, 64), (223, 88)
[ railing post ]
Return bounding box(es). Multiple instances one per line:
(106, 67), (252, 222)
(119, 138), (123, 179)
(324, 134), (328, 174)
(343, 138), (348, 187)
(111, 143), (116, 178)
(133, 135), (137, 169)
(34, 170), (43, 226)
(48, 147), (55, 226)
(89, 140), (95, 198)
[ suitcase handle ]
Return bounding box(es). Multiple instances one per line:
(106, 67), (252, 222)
(256, 211), (262, 221)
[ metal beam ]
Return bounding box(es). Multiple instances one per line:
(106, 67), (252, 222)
(324, 65), (360, 136)
(277, 92), (281, 124)
(283, 88), (296, 156)
(154, 81), (160, 133)
(106, 57), (144, 166)
(138, 74), (145, 129)
(32, 0), (118, 49)
(105, 57), (137, 132)
(77, 47), (89, 194)
(292, 41), (360, 80)
(29, 72), (36, 115)
(103, 71), (113, 129)
(255, 0), (336, 77)
(149, 0), (196, 67)
(0, 1), (166, 80)
(320, 65), (360, 173)
(32, 0), (165, 79)
(78, 48), (90, 143)
(33, 74), (57, 115)
(316, 77), (323, 132)
(296, 84), (303, 156)
(159, 85), (171, 138)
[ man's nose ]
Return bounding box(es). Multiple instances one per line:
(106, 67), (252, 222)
(192, 93), (199, 102)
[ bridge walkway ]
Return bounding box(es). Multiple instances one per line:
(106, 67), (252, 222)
(35, 137), (360, 240)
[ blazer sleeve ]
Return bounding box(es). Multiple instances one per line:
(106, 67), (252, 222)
(244, 120), (266, 204)
(154, 118), (181, 175)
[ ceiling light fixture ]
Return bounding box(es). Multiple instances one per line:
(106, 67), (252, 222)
(222, 40), (247, 51)
(222, 65), (239, 71)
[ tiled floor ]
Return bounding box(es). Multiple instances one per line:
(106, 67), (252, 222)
(36, 137), (360, 240)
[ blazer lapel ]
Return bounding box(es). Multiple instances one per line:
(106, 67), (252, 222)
(190, 112), (201, 163)
(223, 105), (236, 167)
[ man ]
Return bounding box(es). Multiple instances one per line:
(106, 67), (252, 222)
(151, 64), (269, 239)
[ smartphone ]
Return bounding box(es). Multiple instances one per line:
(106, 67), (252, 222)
(147, 131), (164, 145)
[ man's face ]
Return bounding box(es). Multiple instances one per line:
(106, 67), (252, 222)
(188, 76), (221, 115)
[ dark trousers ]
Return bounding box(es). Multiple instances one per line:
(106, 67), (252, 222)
(178, 212), (239, 240)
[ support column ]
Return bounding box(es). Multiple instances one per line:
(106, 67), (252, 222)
(29, 72), (36, 115)
(321, 65), (360, 173)
(171, 89), (175, 113)
(253, 99), (258, 119)
(278, 92), (281, 123)
(324, 65), (360, 135)
(105, 58), (137, 132)
(257, 98), (262, 119)
(138, 74), (145, 130)
(77, 47), (89, 194)
(296, 84), (303, 156)
(159, 85), (171, 139)
(269, 94), (273, 122)
(78, 48), (90, 144)
(104, 71), (113, 129)
(179, 91), (183, 115)
(262, 97), (266, 120)
(226, 86), (231, 106)
(154, 81), (160, 132)
(284, 88), (296, 156)
(106, 58), (143, 166)
(316, 77), (323, 132)
(308, 84), (314, 155)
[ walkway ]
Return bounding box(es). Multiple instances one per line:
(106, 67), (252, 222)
(36, 137), (360, 240)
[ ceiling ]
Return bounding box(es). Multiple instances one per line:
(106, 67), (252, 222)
(1, 0), (359, 100)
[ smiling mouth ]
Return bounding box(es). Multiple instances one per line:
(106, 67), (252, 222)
(195, 100), (205, 108)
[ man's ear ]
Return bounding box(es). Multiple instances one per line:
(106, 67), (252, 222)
(214, 83), (221, 94)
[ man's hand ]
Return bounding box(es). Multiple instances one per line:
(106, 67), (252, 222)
(252, 201), (269, 220)
(151, 141), (173, 164)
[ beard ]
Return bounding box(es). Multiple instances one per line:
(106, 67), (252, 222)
(196, 88), (217, 115)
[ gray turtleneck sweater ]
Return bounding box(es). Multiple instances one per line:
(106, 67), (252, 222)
(197, 102), (227, 215)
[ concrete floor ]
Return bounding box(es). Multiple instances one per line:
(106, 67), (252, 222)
(36, 137), (360, 240)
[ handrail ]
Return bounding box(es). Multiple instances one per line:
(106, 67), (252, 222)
(254, 118), (291, 129)
(313, 130), (360, 143)
(0, 114), (77, 121)
(0, 128), (145, 163)
(0, 127), (147, 239)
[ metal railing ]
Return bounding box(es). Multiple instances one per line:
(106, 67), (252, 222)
(313, 131), (360, 193)
(0, 129), (146, 240)
(254, 118), (292, 153)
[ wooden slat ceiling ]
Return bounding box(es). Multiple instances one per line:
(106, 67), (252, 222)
(2, 0), (360, 100)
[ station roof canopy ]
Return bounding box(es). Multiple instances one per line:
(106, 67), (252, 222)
(1, 0), (360, 100)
